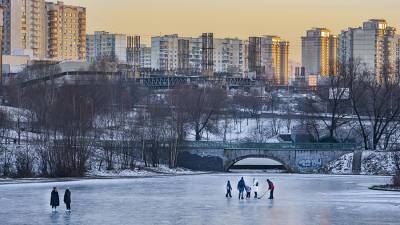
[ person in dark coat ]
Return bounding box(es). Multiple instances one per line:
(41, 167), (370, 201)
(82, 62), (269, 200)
(226, 181), (232, 198)
(64, 188), (71, 211)
(237, 177), (246, 200)
(50, 187), (60, 211)
(267, 179), (275, 199)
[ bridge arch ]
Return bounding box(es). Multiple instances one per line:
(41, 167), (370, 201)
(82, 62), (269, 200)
(224, 154), (293, 172)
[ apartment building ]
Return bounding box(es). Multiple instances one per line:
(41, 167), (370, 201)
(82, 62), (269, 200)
(140, 45), (152, 69)
(0, 5), (3, 77)
(46, 1), (86, 61)
(248, 36), (289, 85)
(151, 34), (203, 74)
(151, 34), (246, 76)
(188, 37), (202, 74)
(213, 38), (245, 75)
(302, 28), (338, 76)
(151, 34), (179, 71)
(397, 35), (400, 75)
(86, 31), (127, 63)
(0, 0), (47, 59)
(339, 19), (398, 80)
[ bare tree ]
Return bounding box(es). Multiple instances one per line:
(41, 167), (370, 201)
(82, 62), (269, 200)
(282, 104), (293, 133)
(314, 64), (352, 140)
(168, 88), (191, 167)
(0, 110), (11, 144)
(144, 104), (170, 167)
(232, 91), (264, 118)
(349, 61), (400, 150)
(45, 85), (95, 177)
(172, 85), (226, 141)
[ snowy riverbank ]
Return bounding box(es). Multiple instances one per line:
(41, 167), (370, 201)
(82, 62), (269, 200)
(0, 166), (204, 185)
(326, 151), (398, 175)
(86, 165), (203, 178)
(0, 163), (204, 184)
(369, 184), (400, 192)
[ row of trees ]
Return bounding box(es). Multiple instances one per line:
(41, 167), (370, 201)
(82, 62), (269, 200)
(305, 61), (400, 151)
(1, 71), (257, 177)
(305, 61), (400, 186)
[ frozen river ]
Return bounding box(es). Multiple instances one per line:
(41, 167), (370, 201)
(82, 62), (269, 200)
(0, 173), (399, 225)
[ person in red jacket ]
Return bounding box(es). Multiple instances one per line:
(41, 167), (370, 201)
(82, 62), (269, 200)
(267, 179), (275, 199)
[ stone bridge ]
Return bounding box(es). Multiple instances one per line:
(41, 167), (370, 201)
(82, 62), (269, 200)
(177, 142), (358, 173)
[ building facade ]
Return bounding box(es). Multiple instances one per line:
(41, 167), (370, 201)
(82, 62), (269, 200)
(339, 19), (398, 80)
(177, 39), (190, 73)
(248, 36), (289, 85)
(0, 0), (47, 59)
(151, 34), (179, 71)
(0, 5), (3, 78)
(151, 35), (247, 76)
(86, 31), (127, 63)
(302, 28), (338, 77)
(397, 35), (400, 76)
(213, 38), (245, 75)
(151, 35), (207, 74)
(140, 45), (152, 69)
(46, 1), (86, 61)
(188, 37), (202, 74)
(126, 36), (134, 65)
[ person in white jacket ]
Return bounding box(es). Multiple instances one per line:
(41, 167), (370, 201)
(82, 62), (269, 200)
(254, 181), (259, 198)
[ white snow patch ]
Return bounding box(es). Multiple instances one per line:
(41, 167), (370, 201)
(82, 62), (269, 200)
(361, 151), (397, 175)
(326, 153), (353, 174)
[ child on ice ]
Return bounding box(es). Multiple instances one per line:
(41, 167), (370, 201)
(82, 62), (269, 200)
(245, 185), (251, 199)
(254, 182), (259, 198)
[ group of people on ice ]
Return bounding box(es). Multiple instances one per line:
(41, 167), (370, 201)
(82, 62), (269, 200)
(50, 187), (72, 212)
(226, 177), (274, 200)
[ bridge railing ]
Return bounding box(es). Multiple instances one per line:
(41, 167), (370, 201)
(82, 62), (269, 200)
(180, 141), (357, 150)
(52, 139), (357, 151)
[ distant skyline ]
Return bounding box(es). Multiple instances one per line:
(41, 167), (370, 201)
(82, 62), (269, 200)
(48, 0), (400, 62)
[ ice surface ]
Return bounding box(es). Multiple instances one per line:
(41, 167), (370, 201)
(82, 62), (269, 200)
(0, 174), (398, 225)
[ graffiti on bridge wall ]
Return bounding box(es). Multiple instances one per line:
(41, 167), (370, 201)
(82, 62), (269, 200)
(297, 158), (323, 168)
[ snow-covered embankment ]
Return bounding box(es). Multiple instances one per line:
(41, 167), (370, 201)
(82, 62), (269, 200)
(326, 151), (397, 175)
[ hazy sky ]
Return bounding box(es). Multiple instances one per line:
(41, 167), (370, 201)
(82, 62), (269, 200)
(51, 0), (400, 62)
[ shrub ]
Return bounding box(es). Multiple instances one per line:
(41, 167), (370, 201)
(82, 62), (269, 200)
(393, 170), (400, 187)
(393, 152), (400, 187)
(15, 149), (35, 178)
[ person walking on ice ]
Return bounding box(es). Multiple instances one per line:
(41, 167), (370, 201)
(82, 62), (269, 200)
(226, 181), (232, 198)
(64, 188), (72, 212)
(237, 177), (245, 200)
(50, 187), (60, 212)
(267, 179), (275, 199)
